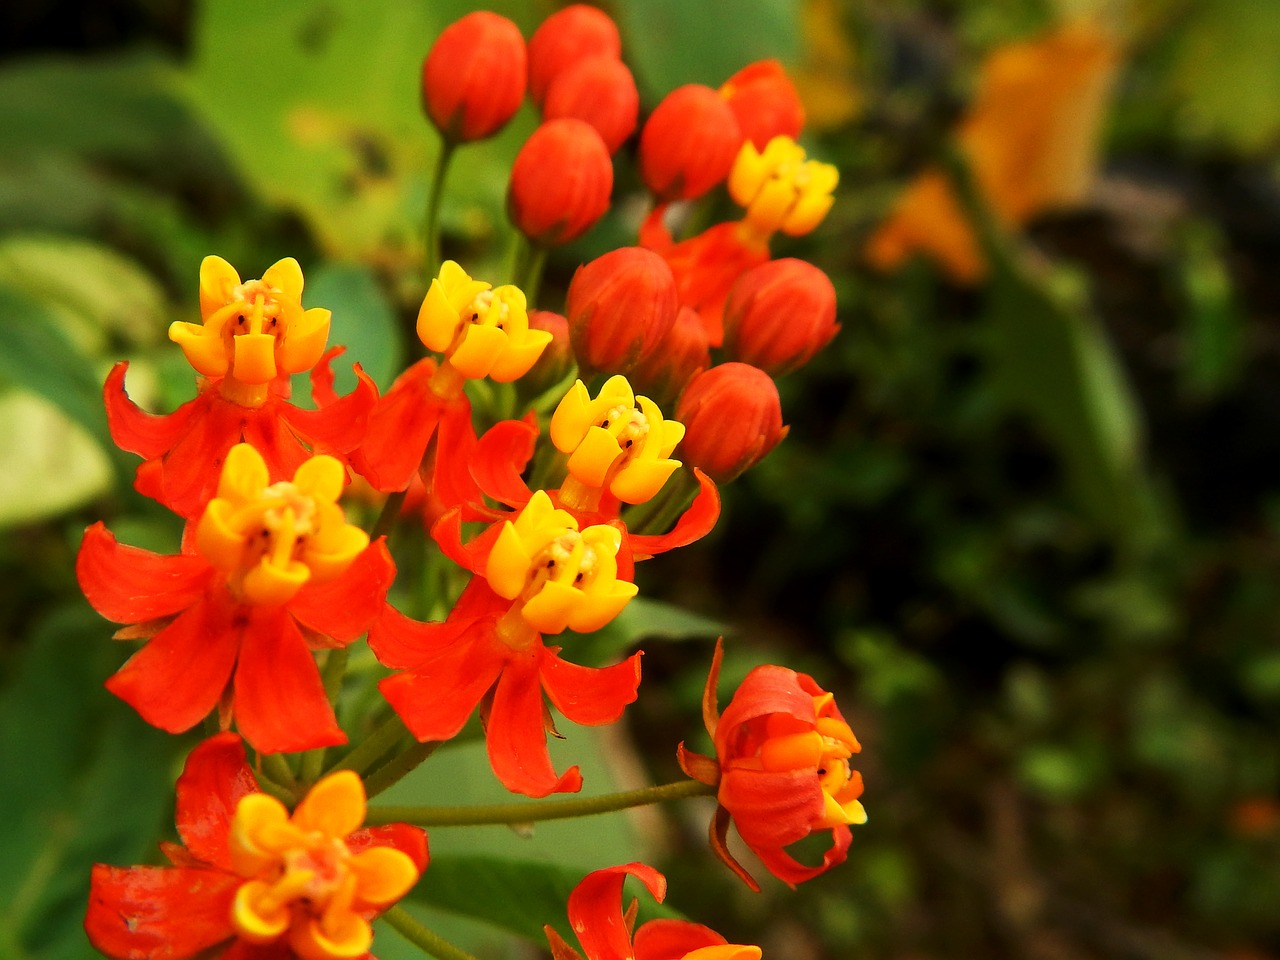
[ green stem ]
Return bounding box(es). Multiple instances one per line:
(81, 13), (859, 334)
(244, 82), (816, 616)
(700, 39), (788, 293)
(300, 648), (350, 784)
(519, 243), (550, 306)
(424, 141), (456, 281)
(253, 768), (295, 806)
(381, 906), (482, 960)
(364, 740), (442, 800)
(626, 468), (696, 536)
(329, 713), (410, 778)
(371, 490), (408, 543)
(365, 777), (715, 826)
(261, 752), (297, 792)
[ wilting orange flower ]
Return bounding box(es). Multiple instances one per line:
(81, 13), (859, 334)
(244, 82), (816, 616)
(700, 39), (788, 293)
(545, 863), (760, 960)
(86, 733), (427, 960)
(679, 640), (866, 889)
(865, 18), (1121, 283)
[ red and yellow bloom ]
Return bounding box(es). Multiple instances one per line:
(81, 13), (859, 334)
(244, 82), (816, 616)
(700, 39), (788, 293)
(679, 640), (866, 889)
(87, 733), (427, 960)
(78, 444), (394, 754)
(545, 863), (760, 960)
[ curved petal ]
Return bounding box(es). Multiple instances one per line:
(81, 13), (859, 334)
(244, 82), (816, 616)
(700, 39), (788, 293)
(566, 864), (666, 960)
(105, 593), (239, 735)
(352, 359), (443, 492)
(539, 649), (641, 726)
(175, 732), (260, 872)
(471, 416), (539, 509)
(103, 362), (200, 459)
(485, 654), (582, 797)
(86, 864), (239, 960)
(288, 540), (395, 643)
(77, 523), (214, 624)
(347, 823), (430, 875)
(430, 510), (507, 576)
(428, 398), (483, 513)
(626, 469), (720, 560)
(232, 608), (346, 754)
(713, 665), (817, 758)
(633, 919), (728, 960)
(150, 389), (257, 518)
(284, 361), (379, 455)
(376, 617), (506, 742)
(751, 823), (852, 889)
(718, 767), (826, 850)
(309, 345), (345, 408)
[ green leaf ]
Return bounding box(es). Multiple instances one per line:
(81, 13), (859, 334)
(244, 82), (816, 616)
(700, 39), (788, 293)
(305, 261), (404, 392)
(184, 0), (536, 263)
(617, 0), (801, 101)
(0, 392), (112, 527)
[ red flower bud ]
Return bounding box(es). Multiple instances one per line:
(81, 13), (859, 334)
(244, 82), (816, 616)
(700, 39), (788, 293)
(528, 3), (622, 108)
(629, 306), (710, 406)
(422, 11), (527, 144)
(719, 60), (806, 150)
(638, 84), (744, 201)
(543, 55), (639, 153)
(508, 119), (613, 246)
(723, 258), (839, 375)
(566, 247), (678, 377)
(675, 363), (788, 483)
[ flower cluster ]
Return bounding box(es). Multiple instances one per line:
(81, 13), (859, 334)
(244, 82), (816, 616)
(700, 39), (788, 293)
(77, 7), (861, 960)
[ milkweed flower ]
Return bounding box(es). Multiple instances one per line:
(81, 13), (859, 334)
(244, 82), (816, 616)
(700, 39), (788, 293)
(77, 444), (395, 754)
(353, 261), (549, 493)
(679, 640), (866, 890)
(865, 18), (1120, 283)
(728, 135), (838, 245)
(719, 59), (805, 151)
(508, 119), (614, 246)
(550, 375), (684, 511)
(107, 256), (375, 518)
(675, 363), (788, 483)
(544, 863), (760, 960)
(528, 4), (622, 107)
(422, 10), (527, 143)
(86, 733), (427, 960)
(370, 490), (643, 797)
(722, 258), (839, 375)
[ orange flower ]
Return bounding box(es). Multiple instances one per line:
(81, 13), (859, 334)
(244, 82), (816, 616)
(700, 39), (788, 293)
(866, 19), (1120, 283)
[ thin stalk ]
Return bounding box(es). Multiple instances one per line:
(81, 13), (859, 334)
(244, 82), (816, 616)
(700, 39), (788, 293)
(423, 141), (457, 280)
(261, 752), (297, 793)
(365, 777), (714, 826)
(519, 243), (550, 306)
(371, 490), (408, 543)
(300, 648), (350, 784)
(381, 906), (482, 960)
(364, 740), (442, 799)
(329, 713), (410, 778)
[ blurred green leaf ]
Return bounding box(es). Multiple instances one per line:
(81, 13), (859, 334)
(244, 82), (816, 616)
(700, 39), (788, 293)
(0, 392), (112, 527)
(305, 261), (404, 393)
(617, 0), (801, 101)
(1178, 226), (1244, 399)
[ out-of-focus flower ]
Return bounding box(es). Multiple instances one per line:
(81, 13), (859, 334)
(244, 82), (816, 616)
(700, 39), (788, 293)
(550, 375), (684, 509)
(521, 309), (576, 395)
(865, 18), (1121, 283)
(509, 119), (614, 246)
(86, 733), (427, 960)
(528, 3), (622, 107)
(566, 246), (678, 377)
(77, 444), (394, 754)
(729, 135), (838, 244)
(543, 55), (639, 153)
(722, 258), (839, 375)
(639, 84), (744, 201)
(630, 305), (711, 406)
(544, 862), (761, 960)
(679, 640), (866, 889)
(675, 363), (788, 483)
(422, 10), (527, 143)
(719, 59), (805, 150)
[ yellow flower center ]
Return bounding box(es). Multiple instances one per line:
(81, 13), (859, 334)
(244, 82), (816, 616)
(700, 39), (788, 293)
(169, 256), (331, 407)
(550, 376), (685, 510)
(486, 490), (638, 637)
(196, 444), (369, 607)
(228, 772), (419, 960)
(728, 136), (838, 243)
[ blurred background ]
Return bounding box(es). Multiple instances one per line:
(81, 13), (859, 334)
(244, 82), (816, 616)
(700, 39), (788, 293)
(4, 1), (1280, 958)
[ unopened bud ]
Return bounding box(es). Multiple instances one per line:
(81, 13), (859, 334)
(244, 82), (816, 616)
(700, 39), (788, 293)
(422, 11), (527, 144)
(566, 247), (678, 377)
(723, 259), (839, 375)
(508, 119), (614, 246)
(639, 84), (743, 201)
(676, 363), (788, 483)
